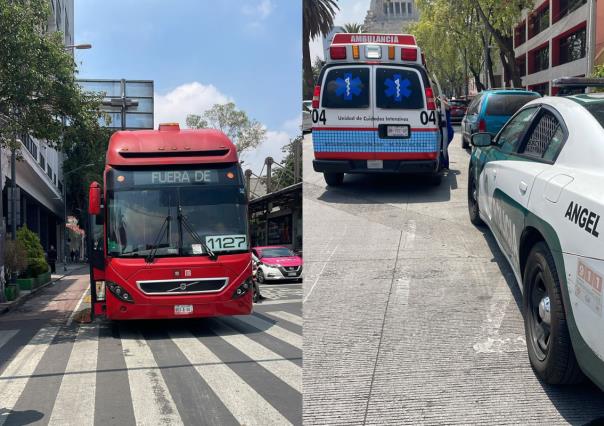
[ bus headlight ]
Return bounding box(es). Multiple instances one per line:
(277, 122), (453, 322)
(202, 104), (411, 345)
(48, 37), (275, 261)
(107, 281), (135, 303)
(232, 277), (253, 299)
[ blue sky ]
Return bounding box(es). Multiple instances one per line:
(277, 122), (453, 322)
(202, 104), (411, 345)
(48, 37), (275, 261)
(75, 0), (301, 172)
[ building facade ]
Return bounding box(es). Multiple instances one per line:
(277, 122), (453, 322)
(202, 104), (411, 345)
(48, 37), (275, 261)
(363, 0), (419, 33)
(1, 0), (74, 259)
(513, 0), (593, 95)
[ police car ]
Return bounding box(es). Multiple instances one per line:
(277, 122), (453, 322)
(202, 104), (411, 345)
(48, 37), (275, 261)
(468, 78), (604, 390)
(311, 33), (448, 186)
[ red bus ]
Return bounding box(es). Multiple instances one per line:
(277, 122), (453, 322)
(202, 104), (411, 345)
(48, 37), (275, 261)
(87, 123), (253, 320)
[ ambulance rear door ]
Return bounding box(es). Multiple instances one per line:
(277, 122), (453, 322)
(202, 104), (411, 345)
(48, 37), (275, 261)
(372, 65), (440, 165)
(313, 65), (374, 161)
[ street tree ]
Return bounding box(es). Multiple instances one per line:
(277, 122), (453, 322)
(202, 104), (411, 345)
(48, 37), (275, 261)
(342, 22), (364, 33)
(303, 0), (339, 99)
(0, 0), (105, 151)
(186, 102), (266, 155)
(271, 135), (303, 191)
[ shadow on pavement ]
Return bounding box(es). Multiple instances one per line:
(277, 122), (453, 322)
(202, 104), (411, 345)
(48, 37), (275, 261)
(0, 408), (44, 425)
(315, 168), (460, 205)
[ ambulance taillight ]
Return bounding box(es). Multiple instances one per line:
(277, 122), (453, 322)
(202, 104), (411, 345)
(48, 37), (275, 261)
(425, 87), (436, 111)
(401, 47), (417, 62)
(330, 46), (346, 60)
(312, 85), (321, 109)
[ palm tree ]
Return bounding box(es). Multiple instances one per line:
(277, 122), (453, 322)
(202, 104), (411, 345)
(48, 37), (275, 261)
(342, 22), (364, 33)
(303, 0), (339, 99)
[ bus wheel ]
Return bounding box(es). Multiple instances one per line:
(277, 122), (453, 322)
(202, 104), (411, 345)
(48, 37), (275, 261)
(467, 172), (484, 226)
(523, 242), (583, 385)
(256, 269), (265, 284)
(324, 172), (344, 186)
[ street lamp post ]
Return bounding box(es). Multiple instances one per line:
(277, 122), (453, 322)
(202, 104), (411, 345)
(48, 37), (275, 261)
(62, 163), (93, 271)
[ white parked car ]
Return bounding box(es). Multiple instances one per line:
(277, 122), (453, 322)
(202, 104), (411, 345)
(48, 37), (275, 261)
(467, 78), (604, 390)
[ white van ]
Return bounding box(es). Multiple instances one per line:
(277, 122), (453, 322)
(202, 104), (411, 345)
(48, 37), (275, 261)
(311, 33), (447, 186)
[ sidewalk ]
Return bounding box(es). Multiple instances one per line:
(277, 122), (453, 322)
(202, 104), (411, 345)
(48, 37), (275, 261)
(0, 262), (88, 315)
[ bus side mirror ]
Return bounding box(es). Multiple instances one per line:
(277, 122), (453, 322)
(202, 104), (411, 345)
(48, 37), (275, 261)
(89, 182), (101, 215)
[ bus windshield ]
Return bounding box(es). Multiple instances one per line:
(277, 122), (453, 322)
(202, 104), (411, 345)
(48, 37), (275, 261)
(106, 164), (248, 258)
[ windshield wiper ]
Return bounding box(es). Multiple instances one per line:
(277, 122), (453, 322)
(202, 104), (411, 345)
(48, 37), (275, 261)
(177, 205), (218, 261)
(145, 214), (172, 263)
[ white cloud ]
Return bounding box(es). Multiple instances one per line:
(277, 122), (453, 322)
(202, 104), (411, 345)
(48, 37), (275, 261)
(242, 0), (274, 29)
(154, 82), (231, 128)
(154, 81), (292, 175)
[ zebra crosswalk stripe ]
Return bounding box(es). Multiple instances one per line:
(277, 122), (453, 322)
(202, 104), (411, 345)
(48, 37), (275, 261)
(266, 311), (303, 327)
(0, 326), (61, 426)
(236, 314), (302, 348)
(120, 329), (183, 426)
(170, 329), (292, 426)
(47, 325), (99, 426)
(215, 321), (302, 392)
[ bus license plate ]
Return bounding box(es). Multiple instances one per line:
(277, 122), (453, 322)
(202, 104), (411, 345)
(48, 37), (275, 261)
(367, 160), (383, 169)
(386, 125), (409, 138)
(174, 305), (193, 315)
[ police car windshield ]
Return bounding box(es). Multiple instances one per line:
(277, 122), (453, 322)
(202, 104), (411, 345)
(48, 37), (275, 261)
(106, 165), (247, 258)
(485, 93), (540, 116)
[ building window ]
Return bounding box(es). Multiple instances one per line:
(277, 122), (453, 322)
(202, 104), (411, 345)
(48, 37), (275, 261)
(530, 45), (549, 73)
(529, 5), (549, 38)
(58, 180), (63, 193)
(407, 2), (412, 14)
(514, 21), (526, 47)
(516, 55), (527, 77)
(22, 135), (38, 160)
(556, 0), (587, 22)
(559, 27), (586, 65)
(40, 154), (46, 170)
(384, 3), (388, 15)
(389, 1), (394, 14)
(47, 164), (52, 178)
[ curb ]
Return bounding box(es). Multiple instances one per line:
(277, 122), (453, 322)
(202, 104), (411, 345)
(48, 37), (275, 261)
(0, 265), (88, 315)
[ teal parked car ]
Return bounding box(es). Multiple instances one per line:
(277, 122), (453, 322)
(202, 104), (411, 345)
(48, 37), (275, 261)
(461, 89), (541, 149)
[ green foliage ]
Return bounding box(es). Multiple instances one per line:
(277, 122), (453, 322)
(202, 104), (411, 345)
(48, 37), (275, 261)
(3, 239), (28, 279)
(16, 225), (48, 278)
(342, 22), (364, 33)
(186, 102), (266, 155)
(592, 65), (604, 92)
(272, 136), (302, 190)
(0, 0), (106, 151)
(303, 0), (340, 99)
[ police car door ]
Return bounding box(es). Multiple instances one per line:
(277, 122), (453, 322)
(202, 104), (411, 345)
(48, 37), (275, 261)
(313, 65), (373, 159)
(372, 65), (438, 165)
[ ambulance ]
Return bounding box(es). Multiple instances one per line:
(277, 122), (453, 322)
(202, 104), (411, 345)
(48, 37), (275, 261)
(311, 33), (447, 186)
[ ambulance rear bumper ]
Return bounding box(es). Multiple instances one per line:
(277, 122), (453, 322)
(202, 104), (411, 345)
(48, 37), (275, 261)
(313, 159), (439, 174)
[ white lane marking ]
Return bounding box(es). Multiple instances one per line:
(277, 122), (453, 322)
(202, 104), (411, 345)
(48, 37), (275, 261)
(0, 326), (61, 426)
(303, 225), (348, 303)
(217, 322), (301, 392)
(0, 330), (18, 351)
(120, 329), (183, 426)
(66, 286), (89, 326)
(473, 267), (526, 354)
(265, 311), (302, 327)
(170, 330), (291, 426)
(48, 325), (98, 426)
(258, 299), (302, 305)
(236, 315), (302, 349)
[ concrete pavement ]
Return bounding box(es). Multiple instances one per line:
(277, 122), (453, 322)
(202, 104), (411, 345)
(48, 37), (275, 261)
(302, 130), (604, 425)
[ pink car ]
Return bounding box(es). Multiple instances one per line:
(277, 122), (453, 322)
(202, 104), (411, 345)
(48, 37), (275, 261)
(252, 246), (303, 283)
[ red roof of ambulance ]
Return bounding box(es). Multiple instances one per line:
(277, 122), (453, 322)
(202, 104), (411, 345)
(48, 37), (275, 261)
(106, 124), (238, 166)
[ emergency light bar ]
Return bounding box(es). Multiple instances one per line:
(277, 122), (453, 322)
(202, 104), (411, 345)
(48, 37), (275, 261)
(328, 33), (423, 65)
(553, 77), (604, 88)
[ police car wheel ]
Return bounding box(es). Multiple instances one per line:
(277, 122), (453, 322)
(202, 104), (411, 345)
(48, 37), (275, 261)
(256, 269), (265, 284)
(523, 242), (583, 385)
(467, 172), (484, 226)
(324, 172), (344, 186)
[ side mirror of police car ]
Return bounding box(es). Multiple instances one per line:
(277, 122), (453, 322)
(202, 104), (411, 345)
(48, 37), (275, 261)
(471, 132), (493, 147)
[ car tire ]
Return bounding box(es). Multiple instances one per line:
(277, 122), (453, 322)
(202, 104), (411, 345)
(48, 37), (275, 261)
(324, 172), (344, 186)
(256, 269), (265, 284)
(523, 242), (584, 385)
(467, 171), (484, 226)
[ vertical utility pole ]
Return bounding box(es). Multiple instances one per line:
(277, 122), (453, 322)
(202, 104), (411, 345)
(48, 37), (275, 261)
(293, 138), (301, 184)
(10, 146), (16, 241)
(244, 169), (252, 199)
(587, 0), (597, 84)
(265, 157), (273, 194)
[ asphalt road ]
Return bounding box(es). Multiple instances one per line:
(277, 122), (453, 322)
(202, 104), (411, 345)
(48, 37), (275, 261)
(302, 129), (604, 425)
(0, 273), (301, 425)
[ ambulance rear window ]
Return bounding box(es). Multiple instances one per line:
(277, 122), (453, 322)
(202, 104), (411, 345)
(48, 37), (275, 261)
(322, 67), (370, 109)
(376, 68), (424, 109)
